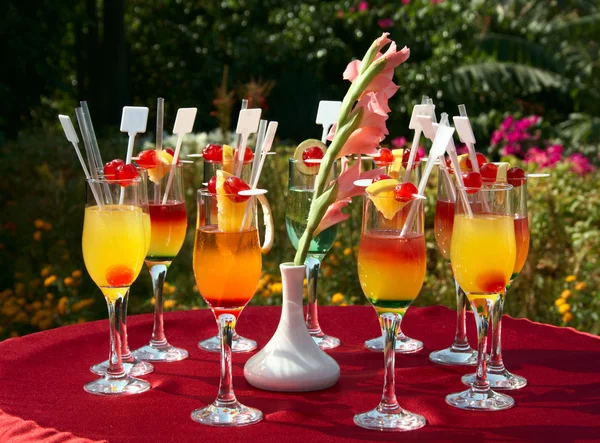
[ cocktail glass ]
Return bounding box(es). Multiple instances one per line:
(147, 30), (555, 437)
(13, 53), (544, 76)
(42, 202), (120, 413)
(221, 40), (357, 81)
(286, 158), (340, 349)
(354, 191), (426, 431)
(82, 177), (150, 395)
(132, 163), (188, 362)
(429, 167), (478, 366)
(90, 169), (154, 376)
(191, 188), (263, 426)
(198, 156), (256, 353)
(364, 157), (423, 353)
(446, 183), (516, 411)
(462, 177), (528, 389)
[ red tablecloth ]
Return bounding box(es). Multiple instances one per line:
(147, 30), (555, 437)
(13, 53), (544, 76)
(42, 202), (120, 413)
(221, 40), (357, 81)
(0, 306), (599, 442)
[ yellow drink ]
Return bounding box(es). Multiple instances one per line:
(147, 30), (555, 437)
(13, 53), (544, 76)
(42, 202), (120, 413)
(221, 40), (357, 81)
(450, 214), (516, 296)
(82, 205), (147, 299)
(193, 225), (261, 317)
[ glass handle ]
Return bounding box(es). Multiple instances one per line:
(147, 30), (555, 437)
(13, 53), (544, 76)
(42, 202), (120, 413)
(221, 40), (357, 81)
(105, 292), (127, 378)
(305, 256), (321, 333)
(489, 290), (506, 371)
(380, 313), (401, 410)
(258, 194), (274, 254)
(149, 263), (168, 346)
(217, 314), (237, 405)
(469, 296), (496, 391)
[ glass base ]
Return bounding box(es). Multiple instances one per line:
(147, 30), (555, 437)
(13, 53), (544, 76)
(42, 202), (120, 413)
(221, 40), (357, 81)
(191, 401), (263, 427)
(309, 331), (341, 350)
(198, 334), (257, 353)
(365, 334), (423, 354)
(429, 346), (478, 366)
(354, 406), (426, 432)
(84, 375), (150, 396)
(446, 387), (515, 411)
(132, 343), (189, 362)
(462, 369), (527, 390)
(90, 358), (154, 376)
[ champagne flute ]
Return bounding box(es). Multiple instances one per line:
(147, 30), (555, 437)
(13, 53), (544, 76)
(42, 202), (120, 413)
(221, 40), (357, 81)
(286, 158), (340, 349)
(132, 163), (188, 362)
(462, 175), (529, 389)
(354, 190), (426, 431)
(191, 188), (264, 426)
(82, 177), (150, 395)
(198, 152), (257, 353)
(364, 153), (423, 353)
(446, 183), (516, 411)
(429, 167), (477, 365)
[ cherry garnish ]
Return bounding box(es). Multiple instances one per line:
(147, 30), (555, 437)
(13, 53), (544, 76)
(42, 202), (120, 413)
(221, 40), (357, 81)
(402, 148), (422, 169)
(372, 174), (392, 183)
(106, 264), (135, 287)
(235, 146), (254, 164)
(476, 272), (508, 294)
(207, 176), (217, 194)
(203, 144), (223, 162)
(444, 155), (454, 174)
(467, 152), (487, 170)
(116, 164), (139, 187)
(394, 182), (418, 203)
(462, 171), (482, 194)
(374, 148), (393, 166)
(302, 146), (324, 167)
(507, 167), (526, 187)
(136, 150), (157, 169)
(223, 176), (251, 202)
(480, 163), (498, 184)
(103, 159), (125, 181)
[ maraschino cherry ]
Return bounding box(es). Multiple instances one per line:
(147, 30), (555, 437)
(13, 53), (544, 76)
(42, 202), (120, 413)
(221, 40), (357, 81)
(224, 176), (251, 202)
(507, 167), (526, 187)
(374, 148), (394, 166)
(394, 182), (418, 203)
(462, 171), (482, 194)
(302, 146), (324, 168)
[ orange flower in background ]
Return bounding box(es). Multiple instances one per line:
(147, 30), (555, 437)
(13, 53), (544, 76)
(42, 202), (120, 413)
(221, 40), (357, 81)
(33, 231), (42, 241)
(565, 275), (576, 282)
(57, 297), (69, 315)
(71, 270), (82, 279)
(574, 282), (586, 291)
(44, 275), (57, 287)
(64, 277), (74, 287)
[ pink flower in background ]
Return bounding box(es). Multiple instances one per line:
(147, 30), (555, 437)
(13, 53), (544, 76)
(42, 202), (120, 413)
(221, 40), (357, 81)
(456, 144), (469, 155)
(567, 153), (594, 176)
(500, 116), (514, 131)
(491, 130), (503, 145)
(430, 0), (444, 3)
(337, 10), (344, 18)
(392, 136), (406, 148)
(417, 145), (426, 159)
(502, 144), (522, 157)
(378, 18), (394, 29)
(358, 1), (368, 12)
(524, 144), (562, 168)
(402, 0), (410, 4)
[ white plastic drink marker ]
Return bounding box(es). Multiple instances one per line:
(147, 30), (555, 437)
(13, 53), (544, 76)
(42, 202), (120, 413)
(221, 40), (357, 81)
(58, 115), (103, 207)
(234, 108), (262, 177)
(417, 115), (439, 142)
(453, 105), (479, 173)
(316, 100), (342, 143)
(404, 103), (435, 182)
(161, 108), (197, 205)
(120, 106), (150, 165)
(401, 124), (453, 237)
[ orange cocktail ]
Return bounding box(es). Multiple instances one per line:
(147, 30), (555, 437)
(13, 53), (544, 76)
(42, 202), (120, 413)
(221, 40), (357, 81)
(513, 216), (529, 276)
(193, 225), (261, 316)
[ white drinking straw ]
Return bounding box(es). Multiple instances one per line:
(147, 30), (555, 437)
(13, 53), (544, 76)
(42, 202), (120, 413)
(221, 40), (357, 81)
(58, 115), (103, 207)
(80, 101), (104, 175)
(75, 107), (100, 181)
(155, 98), (165, 204)
(249, 120), (268, 187)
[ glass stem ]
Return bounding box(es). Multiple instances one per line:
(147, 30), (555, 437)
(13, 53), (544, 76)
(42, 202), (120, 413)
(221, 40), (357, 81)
(105, 292), (127, 379)
(216, 314), (237, 406)
(489, 290), (506, 372)
(451, 275), (471, 351)
(378, 313), (401, 412)
(305, 256), (322, 335)
(149, 262), (169, 347)
(120, 291), (134, 362)
(469, 296), (496, 392)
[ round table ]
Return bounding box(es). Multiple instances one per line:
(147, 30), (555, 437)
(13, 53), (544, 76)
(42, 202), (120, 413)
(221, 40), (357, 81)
(0, 306), (598, 442)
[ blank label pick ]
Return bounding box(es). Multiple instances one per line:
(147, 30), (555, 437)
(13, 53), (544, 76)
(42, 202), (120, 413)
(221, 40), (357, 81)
(120, 107), (149, 134)
(173, 108), (197, 135)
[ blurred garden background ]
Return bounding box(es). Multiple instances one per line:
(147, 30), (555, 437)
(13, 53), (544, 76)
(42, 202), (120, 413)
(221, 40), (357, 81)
(1, 0), (598, 339)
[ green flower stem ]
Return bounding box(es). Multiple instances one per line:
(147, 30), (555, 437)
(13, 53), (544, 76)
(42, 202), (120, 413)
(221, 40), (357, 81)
(292, 49), (389, 267)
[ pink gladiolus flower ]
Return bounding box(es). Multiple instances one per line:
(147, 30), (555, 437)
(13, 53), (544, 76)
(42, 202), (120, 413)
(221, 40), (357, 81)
(392, 136), (406, 148)
(358, 1), (368, 12)
(378, 18), (394, 29)
(314, 198), (352, 236)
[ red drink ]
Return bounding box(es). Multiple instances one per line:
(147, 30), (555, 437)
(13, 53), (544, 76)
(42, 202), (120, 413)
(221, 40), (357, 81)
(513, 216), (530, 275)
(147, 201), (187, 262)
(435, 200), (455, 260)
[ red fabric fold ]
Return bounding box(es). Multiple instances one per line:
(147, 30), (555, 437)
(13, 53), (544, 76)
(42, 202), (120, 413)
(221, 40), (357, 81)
(0, 306), (598, 442)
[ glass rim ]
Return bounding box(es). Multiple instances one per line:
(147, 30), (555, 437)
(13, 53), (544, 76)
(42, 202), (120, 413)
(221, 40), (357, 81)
(197, 187), (258, 199)
(86, 176), (142, 185)
(457, 183), (514, 192)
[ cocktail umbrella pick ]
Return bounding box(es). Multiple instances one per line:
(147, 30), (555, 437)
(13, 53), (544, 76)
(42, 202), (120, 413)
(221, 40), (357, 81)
(161, 107), (197, 205)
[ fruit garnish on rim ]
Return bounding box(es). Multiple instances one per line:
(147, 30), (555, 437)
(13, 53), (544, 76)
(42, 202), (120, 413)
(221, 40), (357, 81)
(480, 163), (498, 184)
(373, 174), (392, 183)
(134, 149), (174, 183)
(366, 178), (411, 220)
(373, 147), (394, 166)
(215, 170), (252, 232)
(103, 159), (139, 187)
(507, 167), (526, 187)
(462, 171), (482, 194)
(293, 139), (326, 175)
(402, 148), (421, 170)
(203, 144), (223, 162)
(394, 182), (418, 203)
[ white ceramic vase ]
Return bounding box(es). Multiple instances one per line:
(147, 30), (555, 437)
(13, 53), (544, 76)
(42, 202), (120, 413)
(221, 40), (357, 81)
(244, 263), (340, 391)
